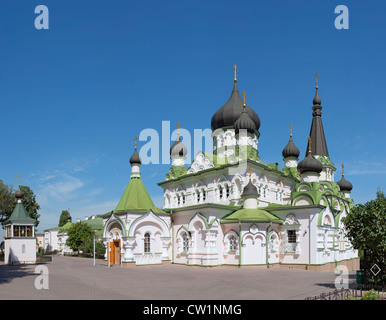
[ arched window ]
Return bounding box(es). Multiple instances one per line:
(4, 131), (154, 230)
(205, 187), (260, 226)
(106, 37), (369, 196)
(202, 188), (206, 202)
(177, 194), (181, 206)
(144, 233), (151, 253)
(182, 194), (186, 205)
(182, 232), (189, 252)
(196, 190), (200, 203)
(219, 186), (223, 200)
(225, 184), (230, 198)
(229, 235), (237, 251)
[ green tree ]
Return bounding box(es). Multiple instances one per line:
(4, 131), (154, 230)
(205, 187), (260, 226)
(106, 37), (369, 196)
(58, 210), (70, 227)
(80, 239), (106, 255)
(0, 181), (40, 228)
(19, 185), (41, 226)
(0, 180), (15, 226)
(343, 189), (386, 285)
(66, 222), (94, 252)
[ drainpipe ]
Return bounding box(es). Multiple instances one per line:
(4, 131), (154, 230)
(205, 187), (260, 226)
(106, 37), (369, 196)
(266, 221), (272, 268)
(238, 220), (241, 268)
(171, 209), (174, 264)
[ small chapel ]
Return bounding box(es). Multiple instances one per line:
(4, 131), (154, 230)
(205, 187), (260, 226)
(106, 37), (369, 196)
(4, 187), (37, 265)
(102, 67), (359, 271)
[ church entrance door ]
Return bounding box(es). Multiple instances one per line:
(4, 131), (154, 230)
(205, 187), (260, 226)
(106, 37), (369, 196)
(109, 240), (121, 265)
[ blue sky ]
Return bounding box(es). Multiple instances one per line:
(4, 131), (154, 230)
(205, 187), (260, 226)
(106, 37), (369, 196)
(1, 0), (385, 236)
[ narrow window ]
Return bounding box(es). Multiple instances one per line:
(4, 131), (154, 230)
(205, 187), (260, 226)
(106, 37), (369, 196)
(226, 185), (230, 198)
(182, 232), (189, 252)
(229, 235), (237, 251)
(287, 230), (296, 243)
(219, 186), (223, 200)
(144, 233), (151, 253)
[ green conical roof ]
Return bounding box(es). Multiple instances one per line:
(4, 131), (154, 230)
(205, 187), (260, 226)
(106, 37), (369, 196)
(221, 208), (283, 224)
(6, 202), (36, 224)
(114, 177), (166, 214)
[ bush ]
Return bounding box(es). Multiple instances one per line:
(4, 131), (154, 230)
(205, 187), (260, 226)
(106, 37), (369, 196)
(345, 289), (383, 300)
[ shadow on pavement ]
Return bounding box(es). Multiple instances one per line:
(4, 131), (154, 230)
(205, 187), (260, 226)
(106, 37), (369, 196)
(313, 273), (357, 289)
(0, 263), (42, 285)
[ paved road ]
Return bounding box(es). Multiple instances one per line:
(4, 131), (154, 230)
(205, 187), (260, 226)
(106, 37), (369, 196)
(0, 255), (355, 300)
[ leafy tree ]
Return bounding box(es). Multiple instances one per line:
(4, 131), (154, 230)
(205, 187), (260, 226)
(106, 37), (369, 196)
(59, 210), (70, 227)
(0, 180), (15, 226)
(66, 222), (94, 252)
(343, 189), (386, 285)
(80, 239), (106, 255)
(20, 185), (41, 226)
(0, 181), (40, 228)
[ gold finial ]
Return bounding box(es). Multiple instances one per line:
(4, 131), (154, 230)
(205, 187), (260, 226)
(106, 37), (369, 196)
(308, 136), (312, 154)
(315, 73), (319, 88)
(342, 163), (345, 177)
(233, 64), (238, 82)
(176, 122), (181, 136)
(290, 124), (293, 137)
(242, 91), (247, 106)
(16, 173), (22, 188)
(248, 166), (252, 180)
(134, 136), (138, 150)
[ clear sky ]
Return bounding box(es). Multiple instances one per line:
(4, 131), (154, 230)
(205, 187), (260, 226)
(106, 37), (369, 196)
(1, 0), (385, 236)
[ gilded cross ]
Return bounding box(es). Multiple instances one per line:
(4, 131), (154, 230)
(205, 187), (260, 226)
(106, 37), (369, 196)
(233, 64), (238, 81)
(342, 163), (345, 176)
(316, 73), (319, 87)
(308, 136), (312, 154)
(242, 91), (247, 105)
(16, 173), (22, 187)
(134, 136), (138, 149)
(176, 122), (181, 136)
(248, 166), (252, 180)
(290, 124), (293, 137)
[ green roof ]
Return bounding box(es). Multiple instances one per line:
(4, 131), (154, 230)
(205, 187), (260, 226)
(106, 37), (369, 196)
(221, 208), (283, 224)
(5, 202), (36, 224)
(114, 177), (166, 214)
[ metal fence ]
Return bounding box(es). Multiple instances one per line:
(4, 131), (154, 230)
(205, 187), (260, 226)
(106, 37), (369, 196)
(305, 284), (386, 300)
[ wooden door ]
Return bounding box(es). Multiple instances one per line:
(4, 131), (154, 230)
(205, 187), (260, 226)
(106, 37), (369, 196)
(114, 240), (120, 265)
(109, 242), (114, 265)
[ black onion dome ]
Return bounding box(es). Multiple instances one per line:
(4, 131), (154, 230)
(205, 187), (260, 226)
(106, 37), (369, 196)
(129, 149), (142, 165)
(15, 189), (24, 199)
(211, 82), (260, 131)
(282, 136), (300, 158)
(170, 136), (188, 157)
(313, 87), (321, 106)
(297, 154), (323, 174)
(234, 106), (257, 134)
(337, 176), (353, 192)
(242, 180), (258, 197)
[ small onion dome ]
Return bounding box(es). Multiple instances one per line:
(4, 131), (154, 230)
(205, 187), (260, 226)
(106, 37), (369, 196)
(297, 154), (323, 174)
(129, 149), (142, 165)
(282, 136), (300, 158)
(337, 176), (353, 192)
(211, 82), (260, 131)
(242, 180), (258, 197)
(170, 136), (188, 157)
(15, 189), (24, 199)
(234, 105), (257, 134)
(313, 87), (321, 106)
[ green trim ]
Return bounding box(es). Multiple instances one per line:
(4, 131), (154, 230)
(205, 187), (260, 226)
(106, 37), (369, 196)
(158, 159), (299, 186)
(221, 208), (283, 224)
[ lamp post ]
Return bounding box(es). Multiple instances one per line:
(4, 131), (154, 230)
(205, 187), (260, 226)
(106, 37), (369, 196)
(93, 235), (95, 266)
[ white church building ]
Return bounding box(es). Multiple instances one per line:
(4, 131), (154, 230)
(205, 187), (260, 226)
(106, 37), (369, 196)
(102, 70), (358, 271)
